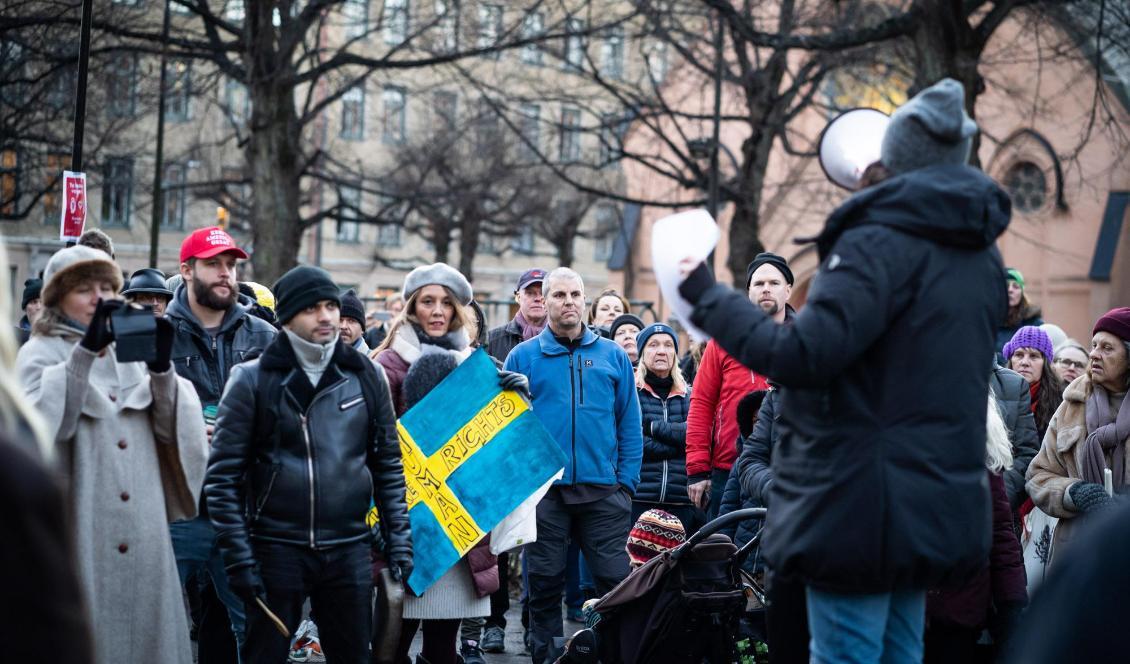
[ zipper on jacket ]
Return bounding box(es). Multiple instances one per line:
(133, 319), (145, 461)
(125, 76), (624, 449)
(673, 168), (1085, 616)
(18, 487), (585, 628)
(577, 354), (584, 405)
(568, 352), (577, 485)
(300, 414), (316, 548)
(659, 397), (669, 502)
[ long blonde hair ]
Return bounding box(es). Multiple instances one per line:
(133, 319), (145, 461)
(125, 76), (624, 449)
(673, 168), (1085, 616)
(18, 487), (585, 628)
(0, 242), (51, 458)
(635, 334), (688, 394)
(985, 390), (1013, 474)
(371, 285), (476, 356)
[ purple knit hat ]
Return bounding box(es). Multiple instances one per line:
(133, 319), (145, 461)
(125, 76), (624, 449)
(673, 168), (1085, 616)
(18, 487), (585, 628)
(1003, 325), (1055, 363)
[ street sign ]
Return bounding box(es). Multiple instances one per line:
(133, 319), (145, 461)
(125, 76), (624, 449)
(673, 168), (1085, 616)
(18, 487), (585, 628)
(59, 170), (87, 242)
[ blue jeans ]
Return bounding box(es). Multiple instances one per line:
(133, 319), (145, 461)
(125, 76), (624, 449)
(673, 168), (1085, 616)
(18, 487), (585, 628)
(170, 516), (246, 655)
(806, 587), (925, 664)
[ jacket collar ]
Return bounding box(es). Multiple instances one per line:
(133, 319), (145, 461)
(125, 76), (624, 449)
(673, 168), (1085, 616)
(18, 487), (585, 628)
(536, 324), (598, 355)
(261, 328), (367, 374)
(638, 378), (687, 399)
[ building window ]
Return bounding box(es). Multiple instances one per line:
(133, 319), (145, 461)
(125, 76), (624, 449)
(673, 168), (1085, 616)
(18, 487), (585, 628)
(164, 60), (192, 122)
(477, 4), (502, 57)
(43, 153), (67, 223)
(102, 157), (133, 227)
(563, 18), (584, 70)
(518, 103), (540, 160)
(343, 0), (368, 39)
(433, 90), (457, 131)
(377, 192), (402, 246)
(171, 0), (193, 14)
(510, 227), (534, 255)
(1003, 161), (1047, 214)
(0, 148), (18, 218)
(46, 65), (74, 110)
(224, 77), (250, 126)
(474, 98), (499, 150)
(384, 0), (408, 44)
(107, 53), (138, 118)
(520, 11), (544, 66)
(162, 162), (187, 229)
(645, 41), (668, 82)
(381, 86), (406, 144)
(341, 84), (365, 140)
(593, 204), (619, 261)
(337, 185), (362, 243)
(225, 0), (244, 21)
(435, 0), (458, 51)
(600, 27), (623, 79)
(559, 106), (581, 162)
(111, 0), (140, 6)
(599, 113), (630, 167)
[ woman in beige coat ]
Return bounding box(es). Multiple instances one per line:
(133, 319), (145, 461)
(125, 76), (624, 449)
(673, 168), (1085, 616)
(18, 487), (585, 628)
(1026, 307), (1130, 562)
(16, 245), (208, 664)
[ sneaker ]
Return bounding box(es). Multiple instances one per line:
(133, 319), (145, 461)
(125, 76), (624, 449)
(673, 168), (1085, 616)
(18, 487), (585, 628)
(460, 640), (486, 664)
(566, 606), (585, 623)
(481, 625), (506, 653)
(523, 628), (532, 655)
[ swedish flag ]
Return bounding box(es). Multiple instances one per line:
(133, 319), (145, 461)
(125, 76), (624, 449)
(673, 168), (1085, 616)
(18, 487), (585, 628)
(398, 348), (566, 594)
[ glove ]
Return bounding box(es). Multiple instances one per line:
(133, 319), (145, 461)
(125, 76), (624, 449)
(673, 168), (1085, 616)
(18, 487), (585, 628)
(80, 299), (124, 352)
(1068, 481), (1114, 513)
(227, 563), (266, 603)
(988, 600), (1025, 649)
(147, 317), (175, 373)
(388, 550), (413, 583)
(677, 262), (716, 305)
(498, 370), (531, 401)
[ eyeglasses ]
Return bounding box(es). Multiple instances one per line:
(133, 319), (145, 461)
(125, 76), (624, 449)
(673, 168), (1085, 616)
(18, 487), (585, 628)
(1055, 359), (1087, 370)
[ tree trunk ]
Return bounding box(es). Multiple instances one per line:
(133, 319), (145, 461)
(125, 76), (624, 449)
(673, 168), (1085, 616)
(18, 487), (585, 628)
(556, 223), (577, 267)
(458, 213), (481, 281)
(725, 129), (774, 287)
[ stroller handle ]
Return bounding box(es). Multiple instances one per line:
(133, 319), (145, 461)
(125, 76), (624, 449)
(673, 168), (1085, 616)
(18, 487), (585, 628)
(671, 507), (767, 561)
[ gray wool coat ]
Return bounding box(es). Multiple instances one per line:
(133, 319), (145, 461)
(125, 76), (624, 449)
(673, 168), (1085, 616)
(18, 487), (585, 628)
(17, 329), (208, 664)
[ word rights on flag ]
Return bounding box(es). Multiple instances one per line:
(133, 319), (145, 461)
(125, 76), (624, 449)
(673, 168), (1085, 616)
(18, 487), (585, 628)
(396, 349), (566, 595)
(59, 171), (87, 242)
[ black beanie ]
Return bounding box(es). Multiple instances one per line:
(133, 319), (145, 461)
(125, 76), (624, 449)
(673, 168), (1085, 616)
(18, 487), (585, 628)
(272, 265), (341, 324)
(340, 289), (367, 329)
(21, 277), (43, 310)
(745, 252), (794, 289)
(735, 389), (770, 439)
(609, 313), (645, 339)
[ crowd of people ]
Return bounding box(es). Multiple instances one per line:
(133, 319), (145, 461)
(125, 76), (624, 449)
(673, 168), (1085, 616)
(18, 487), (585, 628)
(5, 75), (1130, 664)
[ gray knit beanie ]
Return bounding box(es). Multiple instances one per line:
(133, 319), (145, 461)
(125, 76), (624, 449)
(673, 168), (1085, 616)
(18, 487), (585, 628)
(402, 262), (473, 305)
(880, 78), (977, 175)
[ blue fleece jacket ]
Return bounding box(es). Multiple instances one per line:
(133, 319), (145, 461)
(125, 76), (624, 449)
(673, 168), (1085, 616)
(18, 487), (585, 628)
(504, 325), (643, 493)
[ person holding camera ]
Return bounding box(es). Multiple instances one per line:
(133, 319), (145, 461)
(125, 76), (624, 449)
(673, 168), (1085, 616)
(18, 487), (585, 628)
(16, 244), (209, 663)
(204, 265), (412, 664)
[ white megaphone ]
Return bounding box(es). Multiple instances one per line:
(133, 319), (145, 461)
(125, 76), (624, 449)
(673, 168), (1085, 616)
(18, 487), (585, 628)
(818, 108), (890, 190)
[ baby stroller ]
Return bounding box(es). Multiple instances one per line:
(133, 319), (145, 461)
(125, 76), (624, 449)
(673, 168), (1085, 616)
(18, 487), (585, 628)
(565, 508), (768, 664)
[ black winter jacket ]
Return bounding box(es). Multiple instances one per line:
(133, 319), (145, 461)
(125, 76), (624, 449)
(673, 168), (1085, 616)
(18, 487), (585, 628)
(204, 333), (411, 572)
(165, 287), (278, 407)
(735, 388), (779, 510)
(486, 319), (525, 363)
(683, 164), (1011, 593)
(718, 435), (763, 574)
(634, 382), (692, 506)
(989, 365), (1039, 510)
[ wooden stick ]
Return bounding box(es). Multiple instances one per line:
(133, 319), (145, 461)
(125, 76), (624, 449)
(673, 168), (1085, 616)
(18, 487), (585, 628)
(1104, 468), (1114, 497)
(255, 597), (290, 637)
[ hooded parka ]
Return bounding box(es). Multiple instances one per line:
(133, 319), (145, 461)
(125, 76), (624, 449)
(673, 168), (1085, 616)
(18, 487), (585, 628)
(684, 164), (1011, 593)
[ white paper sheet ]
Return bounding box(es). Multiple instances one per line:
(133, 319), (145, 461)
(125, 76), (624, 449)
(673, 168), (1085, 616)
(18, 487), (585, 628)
(651, 209), (719, 342)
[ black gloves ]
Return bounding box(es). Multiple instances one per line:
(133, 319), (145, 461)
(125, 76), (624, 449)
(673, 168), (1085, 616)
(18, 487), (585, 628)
(388, 551), (414, 583)
(1068, 481), (1114, 513)
(147, 317), (175, 373)
(677, 262), (716, 305)
(498, 370), (531, 401)
(80, 299), (123, 352)
(227, 563), (266, 603)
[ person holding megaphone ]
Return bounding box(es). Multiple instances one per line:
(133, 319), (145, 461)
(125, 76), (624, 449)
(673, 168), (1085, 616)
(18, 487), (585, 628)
(673, 79), (1012, 663)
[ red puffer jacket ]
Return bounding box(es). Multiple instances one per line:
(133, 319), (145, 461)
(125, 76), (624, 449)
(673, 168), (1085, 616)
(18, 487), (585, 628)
(685, 340), (769, 477)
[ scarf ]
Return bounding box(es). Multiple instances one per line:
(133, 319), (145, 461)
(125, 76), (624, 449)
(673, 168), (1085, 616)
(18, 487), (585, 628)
(412, 323), (468, 352)
(1080, 383), (1130, 491)
(1028, 380), (1040, 414)
(284, 328), (338, 387)
(644, 370), (673, 399)
(514, 311), (545, 341)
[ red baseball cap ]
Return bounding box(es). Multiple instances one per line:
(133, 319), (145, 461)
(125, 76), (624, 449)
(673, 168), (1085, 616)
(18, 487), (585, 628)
(180, 226), (249, 263)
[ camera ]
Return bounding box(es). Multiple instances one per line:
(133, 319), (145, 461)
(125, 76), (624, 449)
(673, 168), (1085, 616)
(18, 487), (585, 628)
(110, 303), (158, 363)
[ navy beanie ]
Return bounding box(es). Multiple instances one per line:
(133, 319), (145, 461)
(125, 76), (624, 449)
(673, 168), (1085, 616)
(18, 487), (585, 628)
(636, 323), (679, 357)
(272, 265), (341, 324)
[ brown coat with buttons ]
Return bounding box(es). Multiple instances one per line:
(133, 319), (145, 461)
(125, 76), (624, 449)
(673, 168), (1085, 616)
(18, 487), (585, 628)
(17, 326), (208, 664)
(1026, 373), (1130, 563)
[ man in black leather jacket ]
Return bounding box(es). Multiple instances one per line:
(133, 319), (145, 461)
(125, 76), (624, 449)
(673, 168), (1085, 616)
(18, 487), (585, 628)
(204, 265), (412, 664)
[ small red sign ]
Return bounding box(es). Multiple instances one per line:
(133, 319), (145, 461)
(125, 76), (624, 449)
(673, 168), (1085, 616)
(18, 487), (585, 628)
(59, 170), (87, 242)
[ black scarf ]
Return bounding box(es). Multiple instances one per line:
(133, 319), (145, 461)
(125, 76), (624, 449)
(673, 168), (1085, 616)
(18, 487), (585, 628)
(412, 323), (467, 352)
(644, 370), (674, 398)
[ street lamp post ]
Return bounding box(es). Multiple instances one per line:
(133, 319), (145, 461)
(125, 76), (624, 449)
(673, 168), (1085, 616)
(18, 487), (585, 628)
(149, 0), (173, 267)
